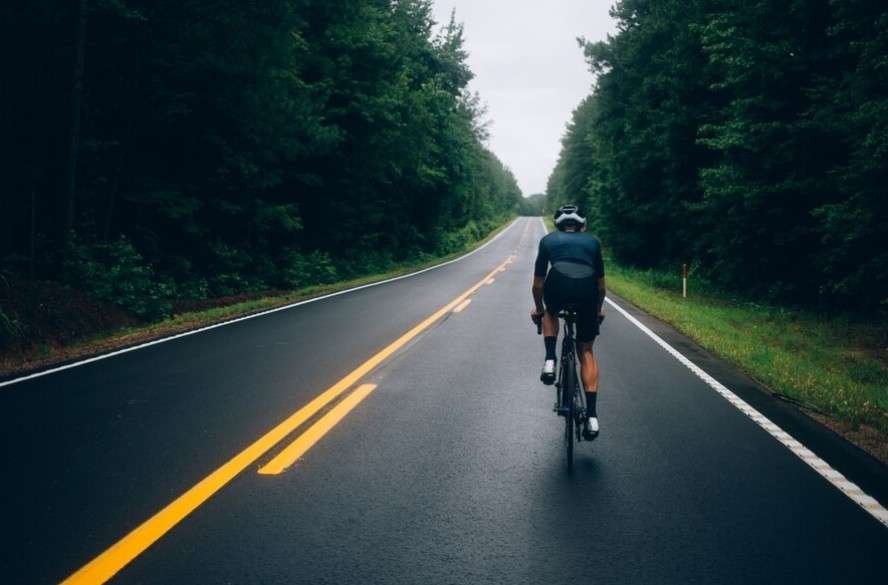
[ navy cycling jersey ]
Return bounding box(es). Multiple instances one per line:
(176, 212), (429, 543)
(534, 231), (605, 279)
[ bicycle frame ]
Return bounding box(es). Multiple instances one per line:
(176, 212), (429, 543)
(554, 307), (586, 472)
(556, 319), (576, 410)
(555, 311), (585, 410)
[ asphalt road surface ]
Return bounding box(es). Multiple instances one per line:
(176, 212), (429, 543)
(2, 217), (886, 584)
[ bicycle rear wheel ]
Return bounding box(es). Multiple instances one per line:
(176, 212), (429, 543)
(562, 356), (576, 472)
(574, 387), (586, 443)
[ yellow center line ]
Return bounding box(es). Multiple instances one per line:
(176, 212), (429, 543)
(452, 299), (472, 313)
(258, 384), (377, 475)
(62, 254), (513, 585)
(485, 278), (495, 285)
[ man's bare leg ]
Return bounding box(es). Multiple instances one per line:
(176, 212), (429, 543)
(577, 340), (600, 438)
(538, 310), (560, 384)
(542, 310), (558, 337)
(577, 340), (598, 391)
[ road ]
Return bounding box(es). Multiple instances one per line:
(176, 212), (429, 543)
(1, 217), (886, 584)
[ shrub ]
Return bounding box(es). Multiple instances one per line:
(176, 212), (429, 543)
(207, 272), (249, 296)
(63, 235), (172, 320)
(279, 250), (339, 289)
(434, 218), (497, 255)
(0, 305), (22, 347)
(175, 277), (210, 301)
(205, 241), (271, 295)
(334, 249), (397, 279)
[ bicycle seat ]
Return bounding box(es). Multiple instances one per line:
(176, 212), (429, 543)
(558, 304), (581, 320)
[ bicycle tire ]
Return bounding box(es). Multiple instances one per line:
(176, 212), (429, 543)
(575, 386), (586, 443)
(562, 354), (575, 472)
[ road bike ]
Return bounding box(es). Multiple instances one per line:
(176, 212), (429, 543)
(553, 306), (588, 472)
(537, 305), (590, 472)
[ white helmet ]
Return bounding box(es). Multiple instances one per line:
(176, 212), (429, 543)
(554, 204), (586, 230)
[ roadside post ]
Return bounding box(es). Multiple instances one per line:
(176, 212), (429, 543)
(682, 263), (688, 298)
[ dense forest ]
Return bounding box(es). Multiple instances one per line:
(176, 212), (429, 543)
(547, 0), (887, 312)
(2, 0), (521, 328)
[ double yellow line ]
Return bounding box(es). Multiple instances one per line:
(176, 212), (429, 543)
(63, 255), (512, 585)
(258, 383), (377, 475)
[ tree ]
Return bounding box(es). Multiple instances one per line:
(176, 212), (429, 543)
(1, 0), (521, 317)
(546, 0), (887, 311)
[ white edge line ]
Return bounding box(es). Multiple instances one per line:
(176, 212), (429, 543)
(538, 215), (888, 528)
(604, 298), (888, 528)
(0, 218), (523, 389)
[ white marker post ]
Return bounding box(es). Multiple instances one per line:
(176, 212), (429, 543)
(682, 263), (688, 299)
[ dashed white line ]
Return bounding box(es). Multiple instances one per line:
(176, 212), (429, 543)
(452, 299), (472, 314)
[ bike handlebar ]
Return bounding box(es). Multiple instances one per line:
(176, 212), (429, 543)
(535, 313), (604, 334)
(536, 315), (604, 335)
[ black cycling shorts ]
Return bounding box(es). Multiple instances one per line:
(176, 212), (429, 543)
(543, 262), (600, 342)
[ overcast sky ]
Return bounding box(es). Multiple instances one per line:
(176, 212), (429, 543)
(431, 1), (617, 196)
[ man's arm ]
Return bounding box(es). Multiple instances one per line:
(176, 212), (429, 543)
(595, 239), (606, 315)
(531, 238), (549, 321)
(533, 276), (546, 313)
(597, 277), (606, 315)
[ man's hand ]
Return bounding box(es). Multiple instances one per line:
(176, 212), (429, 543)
(531, 308), (543, 326)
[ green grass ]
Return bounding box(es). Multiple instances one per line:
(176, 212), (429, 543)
(608, 263), (888, 433)
(540, 215), (888, 433)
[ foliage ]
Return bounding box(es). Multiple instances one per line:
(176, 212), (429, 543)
(62, 235), (172, 319)
(280, 250), (340, 289)
(2, 0), (521, 318)
(0, 306), (21, 347)
(547, 0), (888, 312)
(518, 194), (547, 216)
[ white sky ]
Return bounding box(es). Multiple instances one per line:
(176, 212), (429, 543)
(431, 1), (617, 196)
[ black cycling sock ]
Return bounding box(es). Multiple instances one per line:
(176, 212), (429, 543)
(544, 337), (557, 360)
(585, 391), (598, 417)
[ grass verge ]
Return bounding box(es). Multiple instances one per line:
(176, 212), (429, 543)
(0, 217), (517, 379)
(605, 264), (888, 435)
(542, 215), (887, 456)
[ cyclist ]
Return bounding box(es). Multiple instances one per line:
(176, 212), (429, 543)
(531, 205), (606, 440)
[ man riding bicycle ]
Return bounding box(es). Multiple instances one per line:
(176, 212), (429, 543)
(531, 205), (606, 440)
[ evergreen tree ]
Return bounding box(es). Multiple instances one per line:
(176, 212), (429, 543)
(546, 0), (888, 310)
(1, 0), (522, 317)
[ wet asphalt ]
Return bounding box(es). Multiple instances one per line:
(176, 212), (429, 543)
(1, 217), (885, 584)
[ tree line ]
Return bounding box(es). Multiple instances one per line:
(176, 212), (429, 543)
(518, 193), (546, 216)
(547, 0), (887, 311)
(2, 0), (522, 320)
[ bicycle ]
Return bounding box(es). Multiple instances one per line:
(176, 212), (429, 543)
(536, 306), (604, 472)
(555, 306), (587, 472)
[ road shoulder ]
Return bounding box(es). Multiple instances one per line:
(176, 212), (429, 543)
(606, 290), (888, 508)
